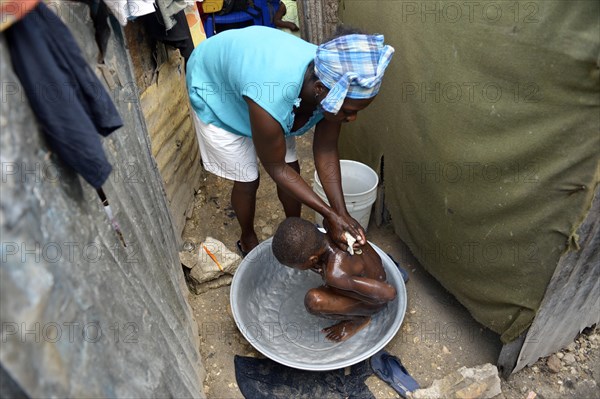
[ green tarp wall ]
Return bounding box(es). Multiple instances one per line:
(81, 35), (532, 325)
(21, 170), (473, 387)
(339, 0), (600, 343)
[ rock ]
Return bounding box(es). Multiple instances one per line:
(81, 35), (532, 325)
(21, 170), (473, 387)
(187, 275), (233, 295)
(412, 363), (501, 399)
(180, 250), (198, 269)
(261, 226), (273, 236)
(566, 342), (577, 352)
(181, 236), (242, 285)
(563, 353), (576, 366)
(182, 241), (195, 252)
(257, 219), (267, 227)
(442, 346), (451, 355)
(564, 379), (575, 389)
(559, 385), (565, 393)
(531, 366), (539, 373)
(556, 352), (564, 359)
(519, 386), (528, 394)
(547, 355), (561, 373)
(575, 379), (598, 398)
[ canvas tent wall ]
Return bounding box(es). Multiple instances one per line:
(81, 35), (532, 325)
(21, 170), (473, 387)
(335, 0), (600, 374)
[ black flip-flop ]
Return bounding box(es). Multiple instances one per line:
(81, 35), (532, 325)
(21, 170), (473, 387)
(236, 240), (249, 258)
(386, 253), (410, 283)
(370, 350), (419, 398)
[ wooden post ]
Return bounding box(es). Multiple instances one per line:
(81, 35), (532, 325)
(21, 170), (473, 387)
(297, 0), (339, 44)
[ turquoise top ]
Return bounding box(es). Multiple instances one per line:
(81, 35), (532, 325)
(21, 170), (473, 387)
(186, 26), (323, 137)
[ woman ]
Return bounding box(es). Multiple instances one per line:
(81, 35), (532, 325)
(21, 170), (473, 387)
(186, 25), (394, 255)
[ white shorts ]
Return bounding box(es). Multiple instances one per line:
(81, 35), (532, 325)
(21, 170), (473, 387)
(192, 113), (298, 182)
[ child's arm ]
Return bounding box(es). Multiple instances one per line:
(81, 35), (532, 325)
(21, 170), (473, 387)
(325, 244), (396, 304)
(273, 2), (299, 31)
(327, 274), (397, 305)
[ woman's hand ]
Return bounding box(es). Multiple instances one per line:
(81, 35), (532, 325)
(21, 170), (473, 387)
(323, 212), (366, 252)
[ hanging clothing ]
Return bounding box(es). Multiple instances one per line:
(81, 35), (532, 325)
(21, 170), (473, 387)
(5, 2), (123, 189)
(139, 8), (195, 63)
(102, 0), (156, 26)
(234, 355), (375, 399)
(153, 0), (190, 30)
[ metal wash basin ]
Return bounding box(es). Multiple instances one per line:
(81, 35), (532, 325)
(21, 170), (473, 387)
(230, 237), (407, 371)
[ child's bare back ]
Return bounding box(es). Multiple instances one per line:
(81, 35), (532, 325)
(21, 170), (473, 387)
(273, 217), (397, 342)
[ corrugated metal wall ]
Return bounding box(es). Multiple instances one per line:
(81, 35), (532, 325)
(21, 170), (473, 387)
(139, 50), (202, 238)
(0, 3), (205, 397)
(125, 20), (203, 238)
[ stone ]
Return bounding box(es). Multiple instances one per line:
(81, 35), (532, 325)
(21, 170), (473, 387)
(575, 379), (598, 398)
(520, 386), (528, 394)
(181, 237), (242, 285)
(564, 379), (575, 389)
(556, 352), (564, 359)
(261, 226), (273, 236)
(412, 364), (502, 399)
(547, 355), (561, 373)
(563, 353), (576, 366)
(188, 275), (233, 295)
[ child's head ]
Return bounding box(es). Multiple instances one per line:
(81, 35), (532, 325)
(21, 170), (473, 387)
(272, 217), (325, 269)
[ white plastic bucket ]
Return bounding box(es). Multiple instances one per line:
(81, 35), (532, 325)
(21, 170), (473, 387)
(313, 160), (379, 231)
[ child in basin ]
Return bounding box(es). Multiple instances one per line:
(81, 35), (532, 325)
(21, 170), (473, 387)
(272, 217), (397, 342)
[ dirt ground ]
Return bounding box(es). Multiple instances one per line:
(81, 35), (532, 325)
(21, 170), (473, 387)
(181, 133), (599, 399)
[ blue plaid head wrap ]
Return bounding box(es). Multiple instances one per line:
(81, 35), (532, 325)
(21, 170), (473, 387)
(314, 34), (395, 114)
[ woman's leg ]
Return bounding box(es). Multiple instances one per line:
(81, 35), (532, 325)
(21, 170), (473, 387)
(277, 160), (302, 218)
(191, 114), (261, 253)
(232, 177), (260, 253)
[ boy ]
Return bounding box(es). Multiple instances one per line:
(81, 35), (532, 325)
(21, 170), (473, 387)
(272, 217), (397, 342)
(273, 0), (301, 38)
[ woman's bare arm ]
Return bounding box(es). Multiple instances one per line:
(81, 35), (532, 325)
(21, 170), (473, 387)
(245, 97), (337, 219)
(313, 118), (366, 249)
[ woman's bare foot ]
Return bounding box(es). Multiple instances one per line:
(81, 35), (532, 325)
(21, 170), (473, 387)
(322, 317), (371, 342)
